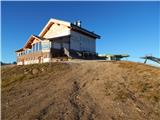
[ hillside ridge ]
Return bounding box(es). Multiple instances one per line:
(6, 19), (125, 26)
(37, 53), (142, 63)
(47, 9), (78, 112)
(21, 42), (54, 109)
(2, 61), (160, 120)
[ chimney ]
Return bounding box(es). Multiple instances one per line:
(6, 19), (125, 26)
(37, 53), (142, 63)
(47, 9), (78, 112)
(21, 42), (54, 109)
(74, 20), (81, 27)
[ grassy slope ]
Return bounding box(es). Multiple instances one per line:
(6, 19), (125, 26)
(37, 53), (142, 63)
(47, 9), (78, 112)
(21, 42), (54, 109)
(2, 61), (160, 120)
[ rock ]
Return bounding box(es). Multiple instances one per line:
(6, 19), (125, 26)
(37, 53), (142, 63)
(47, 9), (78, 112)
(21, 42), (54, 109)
(32, 68), (39, 74)
(24, 69), (29, 74)
(41, 68), (45, 72)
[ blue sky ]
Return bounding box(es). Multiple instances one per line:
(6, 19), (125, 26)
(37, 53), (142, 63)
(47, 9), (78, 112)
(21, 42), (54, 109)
(1, 1), (160, 63)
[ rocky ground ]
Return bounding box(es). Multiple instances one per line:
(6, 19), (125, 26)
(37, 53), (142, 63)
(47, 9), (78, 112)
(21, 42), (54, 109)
(1, 61), (160, 120)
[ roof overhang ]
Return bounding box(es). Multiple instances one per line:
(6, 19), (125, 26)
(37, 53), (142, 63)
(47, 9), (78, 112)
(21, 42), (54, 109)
(15, 48), (24, 52)
(47, 35), (70, 41)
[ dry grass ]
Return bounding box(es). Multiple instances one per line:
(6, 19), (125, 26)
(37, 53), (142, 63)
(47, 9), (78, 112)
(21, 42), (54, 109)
(1, 62), (69, 87)
(2, 61), (160, 120)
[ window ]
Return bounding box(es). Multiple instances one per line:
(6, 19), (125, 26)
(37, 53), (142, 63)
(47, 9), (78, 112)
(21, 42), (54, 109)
(36, 43), (38, 51)
(30, 42), (42, 52)
(37, 42), (39, 51)
(31, 45), (33, 53)
(42, 42), (50, 50)
(27, 49), (29, 54)
(39, 42), (42, 50)
(32, 44), (35, 52)
(22, 51), (24, 55)
(25, 49), (27, 54)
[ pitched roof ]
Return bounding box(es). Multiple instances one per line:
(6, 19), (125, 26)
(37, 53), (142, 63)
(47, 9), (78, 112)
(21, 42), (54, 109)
(39, 18), (101, 39)
(23, 35), (42, 49)
(16, 35), (42, 52)
(39, 18), (70, 37)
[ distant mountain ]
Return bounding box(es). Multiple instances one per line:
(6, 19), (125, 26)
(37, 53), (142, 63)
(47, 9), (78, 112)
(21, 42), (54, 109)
(1, 61), (16, 65)
(1, 61), (10, 65)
